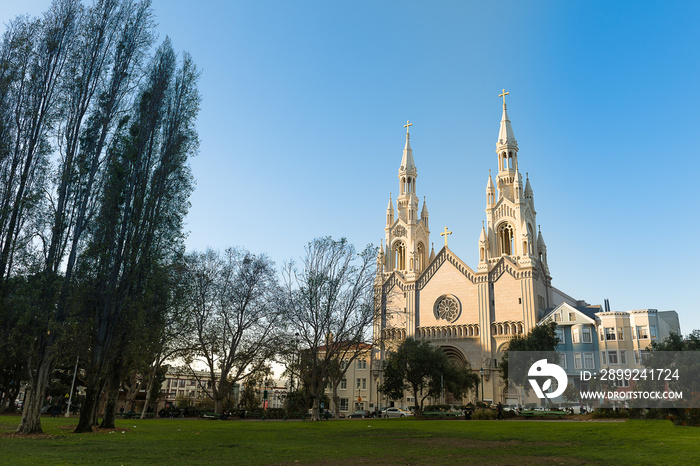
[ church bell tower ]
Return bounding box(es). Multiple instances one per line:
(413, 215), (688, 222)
(479, 90), (550, 277)
(383, 121), (430, 281)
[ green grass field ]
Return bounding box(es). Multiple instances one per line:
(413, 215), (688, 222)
(1, 415), (698, 465)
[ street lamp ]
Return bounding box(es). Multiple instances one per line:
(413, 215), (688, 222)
(479, 367), (484, 403)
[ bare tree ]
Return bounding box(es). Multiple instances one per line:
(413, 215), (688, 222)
(282, 237), (377, 421)
(183, 248), (284, 414)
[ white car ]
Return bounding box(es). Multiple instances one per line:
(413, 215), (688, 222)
(383, 407), (412, 418)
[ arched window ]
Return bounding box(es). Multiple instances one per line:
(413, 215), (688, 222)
(498, 223), (515, 256)
(393, 241), (406, 270)
(417, 242), (425, 272)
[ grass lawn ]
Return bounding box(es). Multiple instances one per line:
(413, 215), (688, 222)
(1, 415), (698, 465)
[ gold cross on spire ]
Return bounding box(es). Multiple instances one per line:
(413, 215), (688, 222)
(404, 120), (413, 137)
(499, 89), (509, 107)
(440, 226), (452, 248)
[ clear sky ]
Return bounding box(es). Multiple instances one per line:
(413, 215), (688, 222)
(3, 1), (700, 332)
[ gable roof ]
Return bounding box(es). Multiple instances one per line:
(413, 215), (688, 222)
(539, 302), (599, 326)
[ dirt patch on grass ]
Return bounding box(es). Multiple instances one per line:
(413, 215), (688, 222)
(0, 432), (56, 439)
(411, 437), (575, 449)
(297, 453), (589, 465)
(58, 425), (132, 434)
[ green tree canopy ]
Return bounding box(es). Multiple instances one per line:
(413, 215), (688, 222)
(498, 321), (559, 392)
(379, 338), (478, 415)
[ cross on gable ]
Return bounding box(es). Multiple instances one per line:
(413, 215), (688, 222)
(440, 226), (452, 247)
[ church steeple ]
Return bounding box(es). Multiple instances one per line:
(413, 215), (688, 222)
(495, 89), (520, 200)
(384, 120), (430, 277)
(497, 89), (518, 149)
(479, 91), (546, 274)
(397, 120), (419, 224)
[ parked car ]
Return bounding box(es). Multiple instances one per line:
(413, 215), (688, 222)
(347, 410), (371, 418)
(383, 407), (412, 418)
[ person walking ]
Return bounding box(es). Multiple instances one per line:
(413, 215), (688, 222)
(497, 402), (505, 420)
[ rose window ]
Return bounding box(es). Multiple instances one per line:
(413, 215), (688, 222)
(435, 296), (460, 322)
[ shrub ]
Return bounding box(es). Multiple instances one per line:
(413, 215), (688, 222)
(472, 409), (497, 420)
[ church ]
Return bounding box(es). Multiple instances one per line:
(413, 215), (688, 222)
(372, 91), (586, 404)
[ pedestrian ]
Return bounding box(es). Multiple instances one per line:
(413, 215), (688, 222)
(497, 402), (505, 420)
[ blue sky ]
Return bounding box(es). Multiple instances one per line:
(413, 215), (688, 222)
(3, 1), (699, 332)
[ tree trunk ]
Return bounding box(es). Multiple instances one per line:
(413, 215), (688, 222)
(331, 384), (340, 418)
(74, 388), (97, 433)
(311, 397), (320, 421)
(16, 358), (51, 435)
(140, 365), (157, 419)
(100, 386), (118, 429)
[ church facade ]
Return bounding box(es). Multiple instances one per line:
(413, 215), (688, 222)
(373, 93), (583, 404)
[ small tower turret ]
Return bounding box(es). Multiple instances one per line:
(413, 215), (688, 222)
(486, 170), (495, 207)
(386, 194), (394, 226)
(421, 197), (429, 228)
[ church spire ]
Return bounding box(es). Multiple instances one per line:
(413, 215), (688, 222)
(400, 120), (416, 174)
(497, 89), (517, 149)
(397, 120), (419, 223)
(495, 89), (521, 200)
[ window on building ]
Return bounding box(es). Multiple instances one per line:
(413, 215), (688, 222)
(179, 380), (185, 387)
(339, 398), (349, 411)
(362, 378), (367, 390)
(615, 378), (630, 388)
(407, 396), (415, 403)
(574, 353), (582, 369)
(582, 327), (592, 343)
(559, 353), (567, 369)
(569, 312), (576, 322)
(572, 329), (580, 344)
(584, 352), (594, 369)
(640, 350), (651, 362)
(357, 359), (367, 370)
(617, 328), (624, 341)
(555, 328), (564, 344)
(619, 350), (627, 365)
(607, 351), (619, 365)
(605, 328), (616, 340)
(601, 351), (606, 365)
(356, 378), (361, 389)
(340, 378), (347, 390)
(650, 325), (658, 340)
(637, 326), (649, 339)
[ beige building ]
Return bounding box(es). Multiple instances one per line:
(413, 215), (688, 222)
(373, 94), (585, 405)
(316, 343), (377, 414)
(596, 307), (680, 373)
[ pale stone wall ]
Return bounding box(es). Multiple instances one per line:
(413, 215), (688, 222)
(418, 262), (479, 327)
(492, 272), (524, 322)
